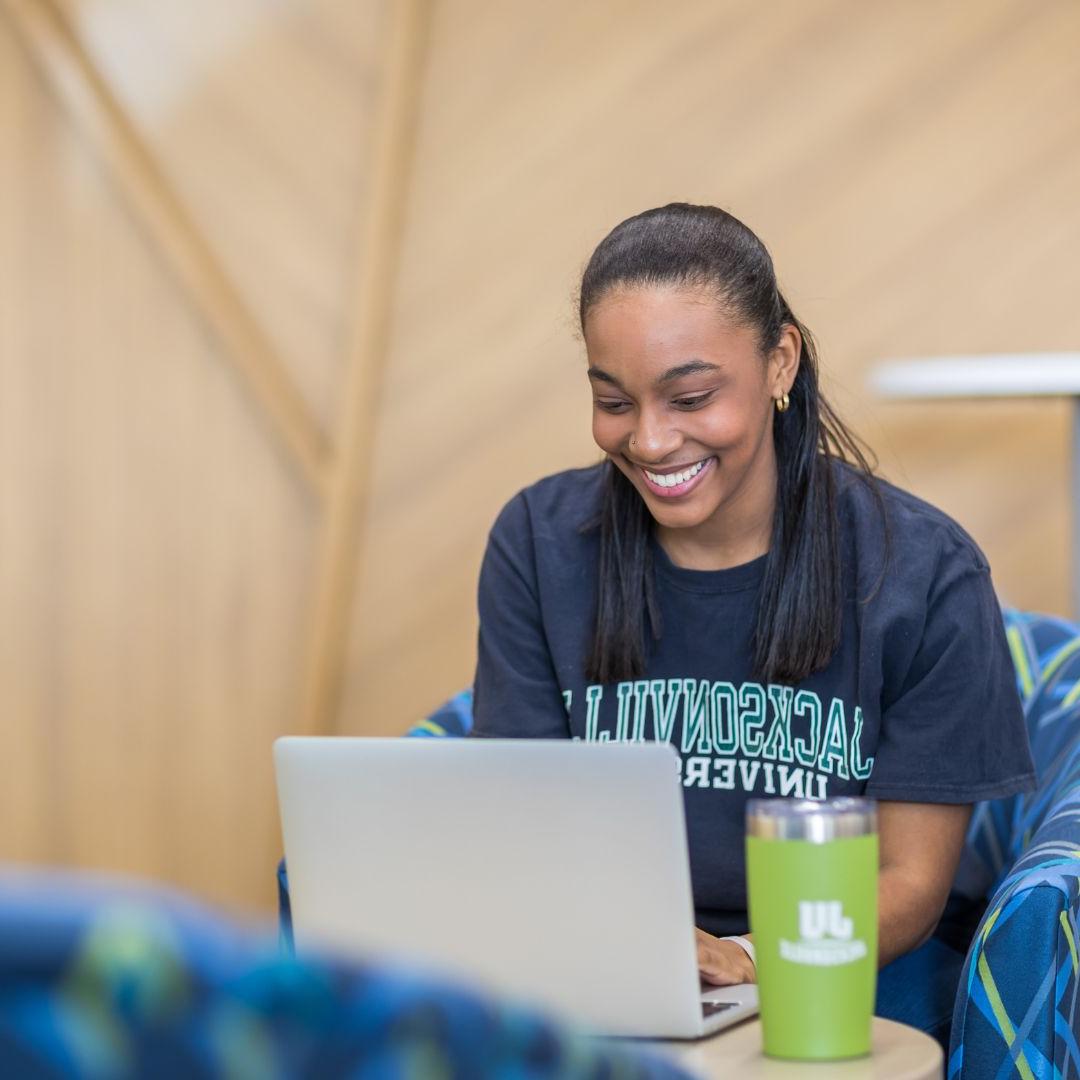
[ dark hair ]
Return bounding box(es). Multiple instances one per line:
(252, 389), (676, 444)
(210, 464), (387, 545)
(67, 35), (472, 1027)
(580, 203), (879, 686)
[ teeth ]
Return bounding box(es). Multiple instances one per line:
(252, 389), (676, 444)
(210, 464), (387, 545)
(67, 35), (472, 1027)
(645, 459), (706, 488)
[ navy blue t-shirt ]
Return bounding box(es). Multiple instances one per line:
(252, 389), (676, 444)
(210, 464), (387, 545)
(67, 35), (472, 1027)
(472, 461), (1035, 936)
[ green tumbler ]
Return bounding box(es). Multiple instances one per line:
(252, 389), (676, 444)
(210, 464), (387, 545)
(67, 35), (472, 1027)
(746, 797), (878, 1060)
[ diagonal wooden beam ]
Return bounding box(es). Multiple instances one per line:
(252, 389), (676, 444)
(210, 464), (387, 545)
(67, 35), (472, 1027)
(299, 0), (431, 735)
(1, 0), (331, 497)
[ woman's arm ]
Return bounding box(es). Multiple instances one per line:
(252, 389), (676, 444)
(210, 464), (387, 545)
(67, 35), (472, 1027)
(877, 799), (971, 967)
(697, 799), (972, 984)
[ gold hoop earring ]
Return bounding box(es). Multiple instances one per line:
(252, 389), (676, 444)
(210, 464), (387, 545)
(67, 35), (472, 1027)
(775, 392), (790, 413)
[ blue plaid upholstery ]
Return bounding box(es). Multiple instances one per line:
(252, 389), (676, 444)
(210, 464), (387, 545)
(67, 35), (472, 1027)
(407, 688), (474, 739)
(0, 870), (688, 1079)
(949, 610), (1080, 1079)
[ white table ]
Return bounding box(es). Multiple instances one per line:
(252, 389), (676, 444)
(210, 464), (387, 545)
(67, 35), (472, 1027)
(868, 353), (1080, 614)
(656, 1017), (942, 1079)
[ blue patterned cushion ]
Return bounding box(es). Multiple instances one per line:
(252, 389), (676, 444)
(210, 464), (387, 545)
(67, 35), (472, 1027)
(954, 609), (1080, 900)
(0, 870), (689, 1079)
(949, 797), (1080, 1078)
(949, 610), (1080, 1079)
(406, 688), (474, 738)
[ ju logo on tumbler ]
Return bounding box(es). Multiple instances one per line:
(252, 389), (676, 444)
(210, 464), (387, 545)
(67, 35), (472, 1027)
(746, 797), (878, 1060)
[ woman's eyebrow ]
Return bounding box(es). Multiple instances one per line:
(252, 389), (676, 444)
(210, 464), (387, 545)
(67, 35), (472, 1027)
(657, 359), (721, 384)
(587, 359), (722, 389)
(587, 367), (621, 386)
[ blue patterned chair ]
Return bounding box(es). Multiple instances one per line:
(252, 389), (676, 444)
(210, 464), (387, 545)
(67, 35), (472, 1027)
(948, 610), (1080, 1079)
(0, 868), (688, 1079)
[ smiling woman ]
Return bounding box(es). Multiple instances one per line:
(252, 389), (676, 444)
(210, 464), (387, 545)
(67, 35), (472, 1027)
(579, 206), (871, 688)
(470, 203), (1036, 1046)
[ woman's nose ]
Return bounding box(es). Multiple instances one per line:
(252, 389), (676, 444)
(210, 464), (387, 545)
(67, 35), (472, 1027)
(629, 411), (681, 462)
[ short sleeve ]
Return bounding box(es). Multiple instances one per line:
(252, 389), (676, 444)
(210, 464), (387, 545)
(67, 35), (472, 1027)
(471, 494), (571, 738)
(864, 565), (1036, 803)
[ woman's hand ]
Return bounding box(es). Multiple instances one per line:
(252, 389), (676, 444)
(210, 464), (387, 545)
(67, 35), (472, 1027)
(696, 929), (756, 985)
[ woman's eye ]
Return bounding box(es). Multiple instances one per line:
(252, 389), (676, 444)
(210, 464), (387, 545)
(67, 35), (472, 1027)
(595, 399), (631, 414)
(673, 393), (712, 410)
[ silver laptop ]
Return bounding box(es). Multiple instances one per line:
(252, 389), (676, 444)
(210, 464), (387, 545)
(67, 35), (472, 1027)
(274, 737), (758, 1039)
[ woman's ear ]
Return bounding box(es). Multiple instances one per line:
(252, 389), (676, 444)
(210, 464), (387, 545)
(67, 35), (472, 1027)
(769, 323), (802, 396)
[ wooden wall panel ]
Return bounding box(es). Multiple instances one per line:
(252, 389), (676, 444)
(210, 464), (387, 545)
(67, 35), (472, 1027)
(340, 0), (1080, 734)
(62, 0), (387, 434)
(0, 0), (394, 912)
(0, 12), (317, 909)
(4, 0), (1079, 913)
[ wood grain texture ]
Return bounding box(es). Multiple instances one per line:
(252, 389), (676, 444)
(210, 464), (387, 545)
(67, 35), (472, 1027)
(340, 0), (1080, 734)
(60, 0), (388, 440)
(2, 0), (332, 496)
(1, 12), (313, 908)
(3, 0), (1079, 913)
(300, 0), (431, 739)
(0, 0), (386, 912)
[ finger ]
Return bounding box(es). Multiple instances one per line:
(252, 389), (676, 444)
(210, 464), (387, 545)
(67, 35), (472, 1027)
(697, 949), (733, 984)
(699, 962), (740, 987)
(697, 938), (751, 986)
(697, 945), (736, 984)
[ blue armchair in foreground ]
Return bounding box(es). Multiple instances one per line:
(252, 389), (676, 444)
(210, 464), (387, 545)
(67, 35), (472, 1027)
(0, 868), (689, 1079)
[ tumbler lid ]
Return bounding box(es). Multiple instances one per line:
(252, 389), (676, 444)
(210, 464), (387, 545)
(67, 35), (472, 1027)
(746, 797), (877, 842)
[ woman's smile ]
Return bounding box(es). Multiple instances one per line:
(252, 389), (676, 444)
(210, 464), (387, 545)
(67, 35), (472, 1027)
(634, 455), (715, 497)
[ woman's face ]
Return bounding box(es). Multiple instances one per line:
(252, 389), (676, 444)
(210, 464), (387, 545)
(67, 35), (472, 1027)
(584, 284), (795, 541)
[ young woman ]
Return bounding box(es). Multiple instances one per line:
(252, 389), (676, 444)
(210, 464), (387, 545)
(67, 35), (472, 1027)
(471, 203), (1034, 1038)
